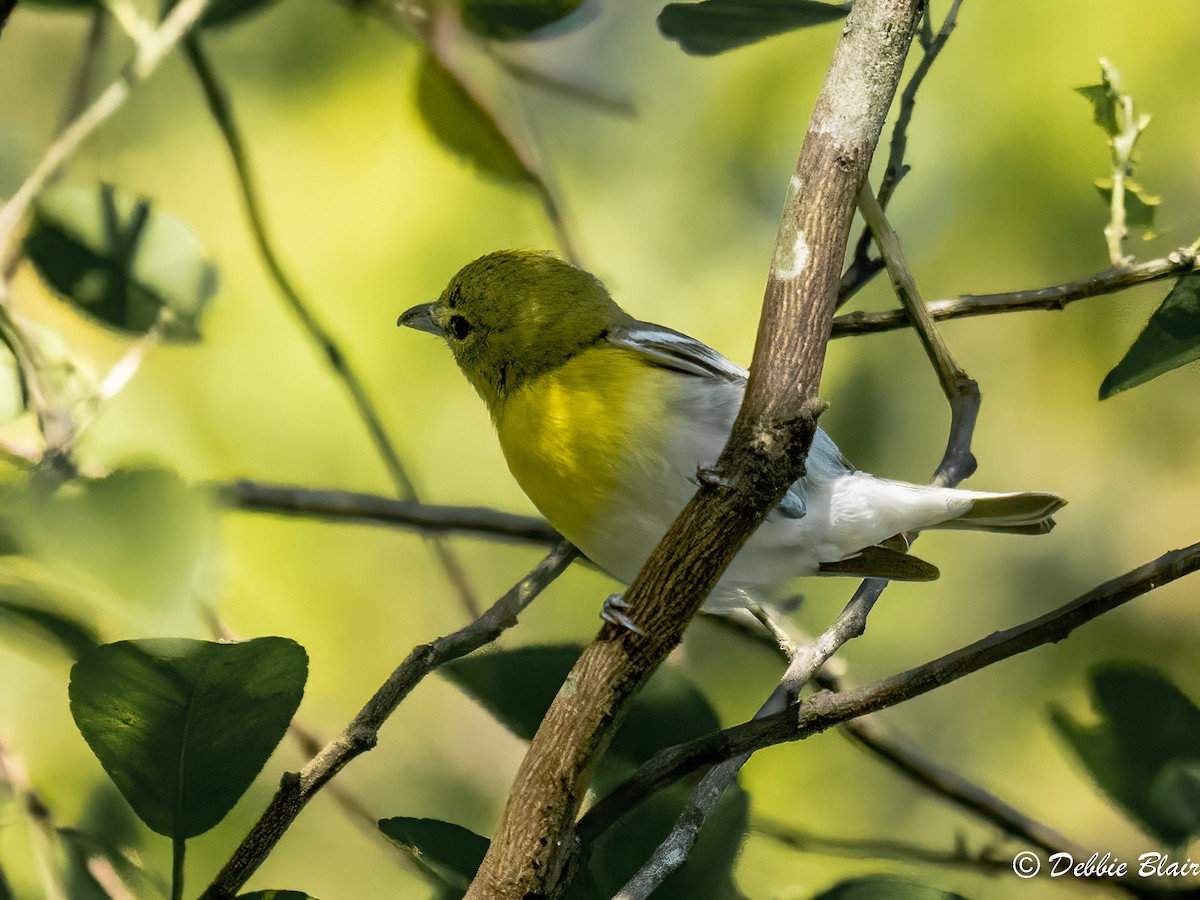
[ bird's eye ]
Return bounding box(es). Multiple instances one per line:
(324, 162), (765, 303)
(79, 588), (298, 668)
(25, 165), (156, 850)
(449, 315), (471, 340)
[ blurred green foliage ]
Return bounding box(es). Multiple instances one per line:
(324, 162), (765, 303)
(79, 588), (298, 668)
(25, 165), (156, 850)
(0, 0), (1199, 897)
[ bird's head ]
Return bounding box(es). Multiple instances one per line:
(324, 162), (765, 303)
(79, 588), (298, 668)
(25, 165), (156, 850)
(398, 250), (628, 409)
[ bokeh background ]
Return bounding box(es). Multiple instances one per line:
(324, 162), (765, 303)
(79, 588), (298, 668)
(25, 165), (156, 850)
(1, 0), (1199, 896)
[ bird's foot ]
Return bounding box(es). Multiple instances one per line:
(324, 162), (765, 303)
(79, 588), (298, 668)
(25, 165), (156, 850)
(600, 593), (645, 636)
(693, 463), (733, 489)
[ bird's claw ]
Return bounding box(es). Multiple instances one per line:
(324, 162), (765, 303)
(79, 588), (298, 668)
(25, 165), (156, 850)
(600, 593), (646, 636)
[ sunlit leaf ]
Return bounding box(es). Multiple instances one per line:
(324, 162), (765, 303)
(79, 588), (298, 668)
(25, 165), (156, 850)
(25, 182), (218, 342)
(461, 0), (586, 40)
(813, 875), (968, 899)
(658, 0), (848, 56)
(1099, 273), (1200, 398)
(415, 57), (530, 182)
(0, 342), (22, 423)
(1050, 663), (1200, 845)
(1, 468), (215, 610)
(69, 637), (308, 838)
(1094, 179), (1160, 238)
(1076, 82), (1121, 136)
(378, 817), (489, 893)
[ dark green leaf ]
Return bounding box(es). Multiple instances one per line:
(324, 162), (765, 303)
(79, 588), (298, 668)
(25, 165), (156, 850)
(443, 645), (720, 763)
(25, 183), (217, 341)
(69, 637), (308, 838)
(814, 875), (968, 900)
(0, 582), (99, 659)
(1050, 663), (1200, 845)
(415, 57), (530, 182)
(236, 892), (320, 899)
(1094, 179), (1160, 237)
(1150, 760), (1200, 838)
(462, 0), (586, 40)
(658, 0), (848, 56)
(1099, 273), (1200, 398)
(378, 817), (489, 892)
(1, 468), (215, 609)
(1076, 82), (1121, 136)
(19, 0), (98, 9)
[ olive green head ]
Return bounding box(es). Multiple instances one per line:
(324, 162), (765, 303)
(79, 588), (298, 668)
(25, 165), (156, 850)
(398, 250), (629, 409)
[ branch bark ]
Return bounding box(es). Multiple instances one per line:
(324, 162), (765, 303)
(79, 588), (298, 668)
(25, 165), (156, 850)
(463, 2), (924, 896)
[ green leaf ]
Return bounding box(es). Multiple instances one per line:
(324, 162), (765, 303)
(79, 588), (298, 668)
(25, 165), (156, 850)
(1094, 179), (1160, 238)
(236, 892), (320, 899)
(813, 875), (968, 900)
(378, 817), (489, 892)
(1076, 82), (1120, 136)
(1099, 273), (1200, 398)
(69, 637), (308, 838)
(1049, 663), (1200, 845)
(658, 0), (848, 56)
(60, 826), (165, 900)
(18, 0), (98, 9)
(0, 581), (99, 660)
(1150, 760), (1200, 838)
(461, 0), (586, 40)
(0, 342), (22, 424)
(415, 57), (530, 182)
(1, 468), (215, 609)
(25, 183), (218, 341)
(442, 645), (720, 763)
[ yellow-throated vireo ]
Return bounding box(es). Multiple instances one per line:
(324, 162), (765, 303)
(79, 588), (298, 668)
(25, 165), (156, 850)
(399, 250), (1064, 617)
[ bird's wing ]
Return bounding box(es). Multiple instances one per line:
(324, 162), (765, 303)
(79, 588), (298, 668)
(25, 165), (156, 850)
(606, 322), (853, 518)
(606, 321), (748, 384)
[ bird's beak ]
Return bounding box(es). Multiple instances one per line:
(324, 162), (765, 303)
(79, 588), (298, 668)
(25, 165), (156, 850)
(397, 302), (443, 336)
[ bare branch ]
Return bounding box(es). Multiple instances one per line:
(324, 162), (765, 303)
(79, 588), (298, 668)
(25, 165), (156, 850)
(199, 540), (578, 899)
(832, 247), (1199, 338)
(180, 36), (483, 618)
(754, 817), (1013, 875)
(218, 480), (560, 546)
(576, 541), (1200, 844)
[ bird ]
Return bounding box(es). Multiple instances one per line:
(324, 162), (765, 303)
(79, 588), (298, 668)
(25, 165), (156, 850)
(398, 249), (1064, 619)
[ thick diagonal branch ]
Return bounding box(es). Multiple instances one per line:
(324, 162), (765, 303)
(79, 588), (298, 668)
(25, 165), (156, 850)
(463, 2), (924, 896)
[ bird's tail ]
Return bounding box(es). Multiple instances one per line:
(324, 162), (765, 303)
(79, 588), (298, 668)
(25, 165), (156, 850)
(930, 490), (1066, 534)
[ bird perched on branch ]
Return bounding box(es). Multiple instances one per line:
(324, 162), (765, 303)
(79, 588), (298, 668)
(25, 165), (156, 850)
(399, 250), (1064, 620)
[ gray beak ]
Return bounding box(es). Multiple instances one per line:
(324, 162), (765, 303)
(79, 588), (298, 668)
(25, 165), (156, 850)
(397, 302), (443, 336)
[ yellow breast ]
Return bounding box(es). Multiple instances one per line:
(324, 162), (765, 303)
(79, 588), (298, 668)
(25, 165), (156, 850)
(494, 348), (671, 542)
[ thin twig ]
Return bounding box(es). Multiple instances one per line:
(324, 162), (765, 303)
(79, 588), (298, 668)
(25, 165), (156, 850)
(754, 817), (1012, 875)
(218, 480), (560, 546)
(199, 540), (578, 899)
(838, 0), (964, 306)
(180, 36), (483, 619)
(832, 246), (1198, 338)
(576, 542), (1200, 850)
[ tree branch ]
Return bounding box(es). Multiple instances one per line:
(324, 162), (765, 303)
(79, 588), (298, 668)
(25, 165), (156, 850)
(576, 541), (1200, 844)
(463, 3), (924, 896)
(832, 246), (1199, 338)
(217, 480), (560, 545)
(199, 540), (578, 899)
(180, 36), (483, 618)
